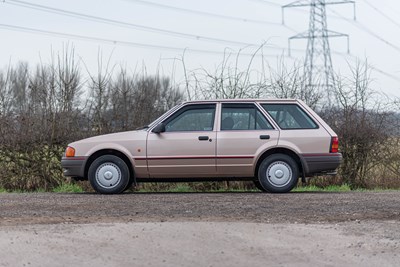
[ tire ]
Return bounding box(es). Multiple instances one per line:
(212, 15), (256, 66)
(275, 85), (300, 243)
(258, 153), (299, 193)
(253, 180), (267, 192)
(88, 155), (130, 194)
(124, 174), (135, 192)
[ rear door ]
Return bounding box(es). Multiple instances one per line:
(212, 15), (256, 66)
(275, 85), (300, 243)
(216, 103), (279, 177)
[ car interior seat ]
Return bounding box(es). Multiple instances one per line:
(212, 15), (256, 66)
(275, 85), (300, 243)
(221, 117), (234, 130)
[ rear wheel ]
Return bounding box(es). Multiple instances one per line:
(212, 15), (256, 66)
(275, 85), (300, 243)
(88, 155), (130, 194)
(124, 174), (135, 191)
(258, 154), (299, 193)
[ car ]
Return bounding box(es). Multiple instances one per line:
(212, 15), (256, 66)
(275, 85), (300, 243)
(61, 99), (342, 194)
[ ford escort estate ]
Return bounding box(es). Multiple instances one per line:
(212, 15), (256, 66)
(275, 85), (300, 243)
(61, 99), (342, 194)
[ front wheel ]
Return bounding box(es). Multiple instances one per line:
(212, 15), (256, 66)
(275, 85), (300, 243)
(253, 180), (267, 192)
(88, 155), (130, 194)
(258, 154), (299, 193)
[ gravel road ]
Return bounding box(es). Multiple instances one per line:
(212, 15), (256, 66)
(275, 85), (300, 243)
(0, 192), (399, 266)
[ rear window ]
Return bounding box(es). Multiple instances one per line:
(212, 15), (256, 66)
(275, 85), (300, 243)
(261, 104), (318, 129)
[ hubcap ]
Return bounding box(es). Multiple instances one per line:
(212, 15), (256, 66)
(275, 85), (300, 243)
(104, 171), (113, 180)
(266, 161), (292, 188)
(275, 170), (284, 178)
(95, 163), (121, 189)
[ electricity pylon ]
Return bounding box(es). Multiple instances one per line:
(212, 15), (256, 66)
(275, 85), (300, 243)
(283, 0), (355, 102)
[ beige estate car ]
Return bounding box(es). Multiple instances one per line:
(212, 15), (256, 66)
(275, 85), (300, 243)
(61, 99), (342, 194)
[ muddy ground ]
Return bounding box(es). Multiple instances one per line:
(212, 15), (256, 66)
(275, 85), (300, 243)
(0, 192), (399, 266)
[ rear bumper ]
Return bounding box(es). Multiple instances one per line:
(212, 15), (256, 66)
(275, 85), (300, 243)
(60, 157), (87, 178)
(301, 153), (342, 176)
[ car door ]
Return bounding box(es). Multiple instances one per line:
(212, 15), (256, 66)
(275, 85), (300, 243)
(216, 103), (279, 177)
(146, 103), (217, 178)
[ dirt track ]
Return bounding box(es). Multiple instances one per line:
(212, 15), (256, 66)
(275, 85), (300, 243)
(0, 191), (399, 225)
(0, 192), (399, 266)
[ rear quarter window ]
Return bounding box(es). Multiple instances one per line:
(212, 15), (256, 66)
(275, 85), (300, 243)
(261, 104), (318, 129)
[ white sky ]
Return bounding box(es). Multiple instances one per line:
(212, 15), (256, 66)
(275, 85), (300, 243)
(0, 0), (399, 97)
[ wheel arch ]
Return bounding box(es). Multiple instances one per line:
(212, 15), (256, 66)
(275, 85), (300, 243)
(254, 147), (305, 178)
(84, 149), (135, 183)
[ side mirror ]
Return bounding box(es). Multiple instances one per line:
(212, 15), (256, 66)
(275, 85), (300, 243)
(152, 123), (166, 134)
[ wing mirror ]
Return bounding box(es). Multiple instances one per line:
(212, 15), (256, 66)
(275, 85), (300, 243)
(152, 123), (166, 134)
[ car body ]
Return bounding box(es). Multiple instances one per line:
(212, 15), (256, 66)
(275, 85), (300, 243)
(61, 99), (342, 194)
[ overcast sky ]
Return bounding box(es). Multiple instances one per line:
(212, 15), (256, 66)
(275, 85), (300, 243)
(0, 0), (399, 97)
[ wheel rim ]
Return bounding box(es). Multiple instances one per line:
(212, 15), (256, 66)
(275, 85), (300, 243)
(266, 161), (292, 188)
(95, 162), (122, 189)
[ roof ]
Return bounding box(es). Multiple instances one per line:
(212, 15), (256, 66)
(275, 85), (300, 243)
(181, 98), (299, 104)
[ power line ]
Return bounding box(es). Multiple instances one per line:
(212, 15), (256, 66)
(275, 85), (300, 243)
(251, 0), (346, 20)
(0, 21), (338, 57)
(370, 66), (400, 83)
(341, 53), (400, 83)
(0, 23), (284, 57)
(123, 0), (282, 26)
(2, 23), (398, 85)
(3, 2), (398, 85)
(329, 8), (400, 54)
(363, 0), (400, 31)
(4, 0), (257, 47)
(249, 0), (281, 7)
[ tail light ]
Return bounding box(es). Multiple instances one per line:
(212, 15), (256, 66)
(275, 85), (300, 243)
(330, 137), (339, 153)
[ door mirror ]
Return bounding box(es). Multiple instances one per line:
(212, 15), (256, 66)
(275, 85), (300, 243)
(152, 123), (166, 134)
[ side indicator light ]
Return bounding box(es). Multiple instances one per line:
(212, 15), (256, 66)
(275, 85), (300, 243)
(65, 147), (76, 157)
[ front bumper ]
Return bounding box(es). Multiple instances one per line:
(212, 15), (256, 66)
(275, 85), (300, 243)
(301, 153), (342, 176)
(60, 157), (87, 178)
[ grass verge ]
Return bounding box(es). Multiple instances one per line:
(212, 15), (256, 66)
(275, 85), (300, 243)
(1, 183), (397, 193)
(52, 183), (84, 193)
(293, 184), (352, 192)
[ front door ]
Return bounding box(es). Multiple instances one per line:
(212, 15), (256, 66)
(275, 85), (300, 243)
(147, 104), (217, 178)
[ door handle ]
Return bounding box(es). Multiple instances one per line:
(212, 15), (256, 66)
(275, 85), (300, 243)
(260, 135), (270, 140)
(198, 136), (209, 141)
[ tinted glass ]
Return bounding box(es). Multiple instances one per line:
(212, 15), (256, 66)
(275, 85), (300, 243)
(165, 104), (216, 132)
(261, 104), (318, 129)
(221, 104), (273, 130)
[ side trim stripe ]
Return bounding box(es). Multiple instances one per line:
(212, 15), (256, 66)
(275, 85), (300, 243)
(134, 156), (254, 161)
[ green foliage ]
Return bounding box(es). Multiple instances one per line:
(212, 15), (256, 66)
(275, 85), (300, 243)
(0, 145), (65, 191)
(53, 183), (84, 193)
(136, 181), (256, 193)
(294, 184), (351, 192)
(167, 184), (193, 192)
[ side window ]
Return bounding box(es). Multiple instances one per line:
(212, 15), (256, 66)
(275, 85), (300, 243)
(221, 104), (274, 130)
(261, 104), (318, 129)
(164, 104), (216, 132)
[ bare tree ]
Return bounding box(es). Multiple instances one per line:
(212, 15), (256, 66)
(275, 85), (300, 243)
(183, 47), (267, 100)
(320, 60), (398, 188)
(267, 58), (322, 109)
(86, 50), (115, 134)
